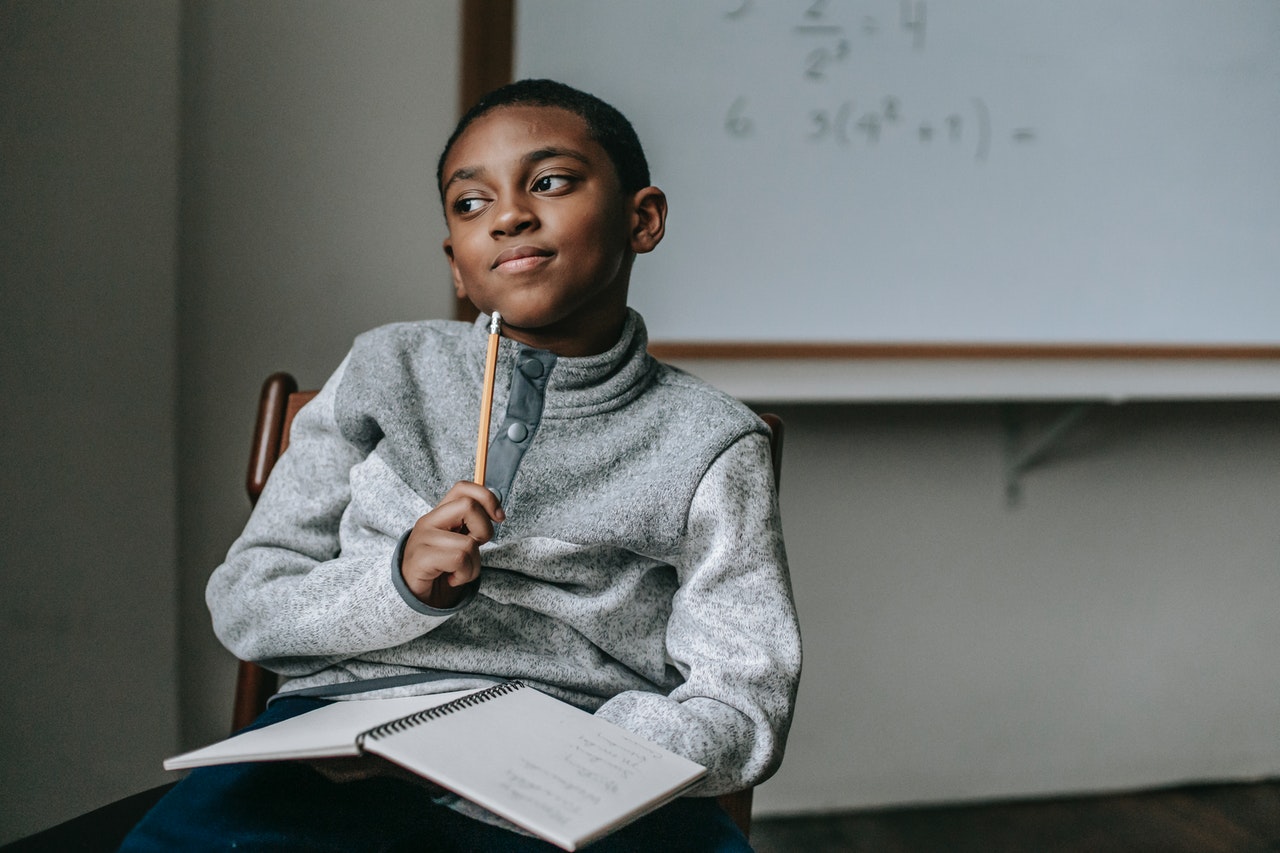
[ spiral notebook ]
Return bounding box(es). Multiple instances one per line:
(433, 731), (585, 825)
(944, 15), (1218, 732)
(164, 681), (707, 850)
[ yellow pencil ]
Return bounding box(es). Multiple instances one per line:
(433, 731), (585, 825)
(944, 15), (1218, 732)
(474, 312), (502, 484)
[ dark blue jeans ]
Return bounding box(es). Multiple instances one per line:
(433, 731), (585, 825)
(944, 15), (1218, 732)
(119, 697), (752, 852)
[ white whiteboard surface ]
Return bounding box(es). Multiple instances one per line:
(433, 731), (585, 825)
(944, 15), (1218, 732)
(515, 1), (1280, 348)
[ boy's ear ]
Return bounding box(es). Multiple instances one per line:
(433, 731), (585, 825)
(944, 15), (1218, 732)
(443, 239), (466, 299)
(628, 187), (667, 255)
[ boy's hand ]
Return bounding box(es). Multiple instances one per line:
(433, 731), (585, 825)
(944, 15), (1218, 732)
(402, 481), (505, 609)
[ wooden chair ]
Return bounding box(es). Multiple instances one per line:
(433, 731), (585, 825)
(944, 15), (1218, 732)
(234, 372), (786, 839)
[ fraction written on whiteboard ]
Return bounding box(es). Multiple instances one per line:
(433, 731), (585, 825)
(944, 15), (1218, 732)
(720, 0), (1037, 160)
(727, 0), (928, 75)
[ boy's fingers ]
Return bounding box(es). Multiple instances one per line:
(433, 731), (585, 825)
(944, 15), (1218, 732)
(402, 527), (482, 587)
(440, 480), (505, 522)
(400, 481), (504, 604)
(424, 497), (496, 543)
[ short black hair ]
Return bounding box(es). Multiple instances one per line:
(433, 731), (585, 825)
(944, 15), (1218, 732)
(436, 79), (651, 200)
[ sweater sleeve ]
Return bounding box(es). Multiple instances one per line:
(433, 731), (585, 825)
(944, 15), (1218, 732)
(593, 431), (802, 795)
(205, 357), (459, 675)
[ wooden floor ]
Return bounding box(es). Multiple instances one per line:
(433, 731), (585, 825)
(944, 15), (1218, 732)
(749, 780), (1280, 853)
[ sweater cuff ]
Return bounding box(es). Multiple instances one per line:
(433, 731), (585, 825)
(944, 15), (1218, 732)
(391, 527), (479, 616)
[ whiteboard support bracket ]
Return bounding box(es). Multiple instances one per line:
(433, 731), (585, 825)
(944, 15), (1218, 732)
(1002, 403), (1094, 507)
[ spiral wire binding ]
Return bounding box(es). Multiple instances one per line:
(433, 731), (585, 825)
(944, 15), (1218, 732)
(359, 680), (526, 744)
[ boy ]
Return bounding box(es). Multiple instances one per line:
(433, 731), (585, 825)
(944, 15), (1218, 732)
(123, 79), (801, 851)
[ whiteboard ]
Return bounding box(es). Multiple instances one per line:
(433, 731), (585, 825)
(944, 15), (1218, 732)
(515, 1), (1280, 347)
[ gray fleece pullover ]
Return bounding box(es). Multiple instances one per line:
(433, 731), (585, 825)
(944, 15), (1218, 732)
(207, 310), (801, 795)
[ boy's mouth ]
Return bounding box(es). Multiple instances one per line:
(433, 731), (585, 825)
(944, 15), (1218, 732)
(492, 246), (553, 272)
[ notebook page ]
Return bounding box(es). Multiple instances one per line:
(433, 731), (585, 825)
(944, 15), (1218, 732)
(362, 684), (706, 850)
(164, 689), (481, 770)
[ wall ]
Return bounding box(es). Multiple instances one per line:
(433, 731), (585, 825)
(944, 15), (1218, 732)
(175, 0), (461, 748)
(0, 0), (460, 842)
(0, 1), (181, 842)
(755, 399), (1280, 813)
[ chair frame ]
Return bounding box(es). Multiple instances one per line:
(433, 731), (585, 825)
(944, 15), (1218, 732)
(234, 372), (785, 838)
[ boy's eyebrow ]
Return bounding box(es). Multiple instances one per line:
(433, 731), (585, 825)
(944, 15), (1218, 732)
(443, 147), (593, 193)
(445, 147), (593, 192)
(442, 165), (485, 193)
(523, 146), (591, 167)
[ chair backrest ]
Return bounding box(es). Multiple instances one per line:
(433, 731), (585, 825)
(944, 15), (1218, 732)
(234, 372), (784, 838)
(246, 373), (312, 503)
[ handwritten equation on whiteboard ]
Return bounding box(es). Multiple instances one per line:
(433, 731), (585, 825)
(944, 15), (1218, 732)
(721, 0), (1037, 161)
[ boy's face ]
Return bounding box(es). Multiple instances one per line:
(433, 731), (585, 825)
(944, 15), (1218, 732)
(441, 105), (665, 357)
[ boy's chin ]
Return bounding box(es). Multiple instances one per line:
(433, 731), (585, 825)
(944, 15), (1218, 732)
(478, 302), (564, 332)
(490, 314), (556, 335)
(488, 311), (583, 344)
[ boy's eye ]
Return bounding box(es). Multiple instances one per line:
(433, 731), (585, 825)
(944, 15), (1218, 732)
(532, 174), (571, 193)
(452, 196), (488, 215)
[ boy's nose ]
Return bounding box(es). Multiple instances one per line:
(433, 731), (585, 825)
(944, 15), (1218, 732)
(490, 198), (537, 237)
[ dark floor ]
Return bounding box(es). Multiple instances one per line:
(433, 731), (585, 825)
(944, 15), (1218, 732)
(749, 779), (1280, 853)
